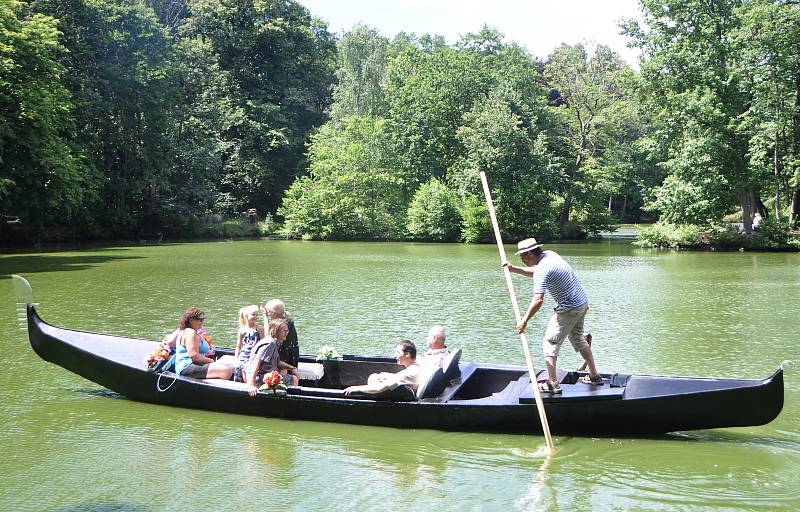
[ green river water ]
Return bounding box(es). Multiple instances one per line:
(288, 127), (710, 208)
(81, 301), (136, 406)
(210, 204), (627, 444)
(1, 239), (799, 511)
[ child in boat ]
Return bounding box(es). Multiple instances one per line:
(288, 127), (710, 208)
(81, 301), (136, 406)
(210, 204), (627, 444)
(245, 318), (299, 396)
(232, 305), (264, 382)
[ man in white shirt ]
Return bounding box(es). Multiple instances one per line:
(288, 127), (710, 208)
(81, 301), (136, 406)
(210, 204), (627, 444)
(419, 324), (449, 367)
(343, 340), (421, 395)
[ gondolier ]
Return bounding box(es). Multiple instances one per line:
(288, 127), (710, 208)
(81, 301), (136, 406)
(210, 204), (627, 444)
(504, 238), (603, 394)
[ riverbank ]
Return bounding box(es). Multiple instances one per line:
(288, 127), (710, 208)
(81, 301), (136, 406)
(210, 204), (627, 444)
(4, 220), (799, 254)
(0, 218), (275, 252)
(634, 221), (800, 251)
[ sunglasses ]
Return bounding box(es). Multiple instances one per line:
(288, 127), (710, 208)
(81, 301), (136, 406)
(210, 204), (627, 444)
(195, 317), (206, 322)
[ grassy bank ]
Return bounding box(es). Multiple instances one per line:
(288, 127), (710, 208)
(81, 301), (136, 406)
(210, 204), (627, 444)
(634, 220), (800, 251)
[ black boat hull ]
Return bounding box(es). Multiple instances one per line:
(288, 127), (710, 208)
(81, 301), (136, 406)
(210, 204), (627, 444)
(27, 305), (784, 435)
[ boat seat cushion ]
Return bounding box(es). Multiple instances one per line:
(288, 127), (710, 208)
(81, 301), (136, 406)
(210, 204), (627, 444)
(416, 365), (446, 400)
(442, 348), (462, 381)
(298, 362), (325, 380)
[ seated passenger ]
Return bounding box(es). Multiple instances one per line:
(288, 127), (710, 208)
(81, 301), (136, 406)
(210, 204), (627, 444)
(246, 318), (300, 397)
(174, 308), (232, 380)
(418, 325), (449, 368)
(232, 305), (265, 382)
(262, 298), (300, 368)
(161, 328), (180, 352)
(344, 340), (420, 396)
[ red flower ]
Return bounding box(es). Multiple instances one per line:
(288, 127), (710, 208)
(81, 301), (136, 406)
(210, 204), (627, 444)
(264, 370), (281, 388)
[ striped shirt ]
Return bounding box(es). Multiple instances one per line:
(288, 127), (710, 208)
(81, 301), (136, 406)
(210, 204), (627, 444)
(532, 251), (588, 309)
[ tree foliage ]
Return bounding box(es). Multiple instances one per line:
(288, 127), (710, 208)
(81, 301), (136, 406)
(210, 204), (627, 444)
(278, 116), (404, 239)
(0, 0), (84, 236)
(405, 177), (461, 241)
(4, 1), (797, 245)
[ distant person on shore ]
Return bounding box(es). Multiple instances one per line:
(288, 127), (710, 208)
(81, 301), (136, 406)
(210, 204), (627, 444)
(752, 212), (763, 231)
(344, 340), (421, 395)
(263, 299), (299, 368)
(504, 238), (602, 394)
(174, 308), (232, 380)
(232, 305), (264, 382)
(245, 318), (299, 396)
(419, 325), (449, 368)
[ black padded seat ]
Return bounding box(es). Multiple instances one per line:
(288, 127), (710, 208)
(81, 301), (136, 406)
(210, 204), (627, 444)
(417, 348), (464, 400)
(442, 348), (462, 381)
(416, 365), (446, 400)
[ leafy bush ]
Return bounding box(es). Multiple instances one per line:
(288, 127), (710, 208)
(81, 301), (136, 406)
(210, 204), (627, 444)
(186, 219), (261, 239)
(278, 117), (405, 240)
(636, 219), (800, 250)
(634, 222), (709, 248)
(405, 178), (462, 241)
(459, 194), (493, 243)
(258, 214), (276, 236)
(643, 175), (727, 225)
(744, 217), (800, 249)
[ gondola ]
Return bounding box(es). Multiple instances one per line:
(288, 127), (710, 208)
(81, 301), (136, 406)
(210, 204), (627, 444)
(19, 295), (784, 436)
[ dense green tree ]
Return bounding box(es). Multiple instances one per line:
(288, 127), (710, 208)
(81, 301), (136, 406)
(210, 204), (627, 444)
(180, 0), (336, 215)
(383, 33), (491, 192)
(30, 0), (177, 235)
(736, 0), (800, 225)
(544, 43), (629, 232)
(453, 89), (559, 240)
(329, 24), (389, 121)
(278, 116), (405, 239)
(625, 0), (763, 231)
(405, 177), (461, 241)
(0, 0), (84, 237)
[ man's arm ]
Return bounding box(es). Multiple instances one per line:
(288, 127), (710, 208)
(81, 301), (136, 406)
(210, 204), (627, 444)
(502, 261), (534, 278)
(517, 293), (544, 334)
(344, 380), (393, 395)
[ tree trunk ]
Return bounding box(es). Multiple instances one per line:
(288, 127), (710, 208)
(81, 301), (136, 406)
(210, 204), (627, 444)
(607, 195), (612, 213)
(754, 193), (767, 219)
(773, 130), (782, 220)
(558, 194), (573, 228)
(791, 72), (800, 227)
(621, 194), (628, 221)
(739, 188), (753, 234)
(558, 111), (589, 230)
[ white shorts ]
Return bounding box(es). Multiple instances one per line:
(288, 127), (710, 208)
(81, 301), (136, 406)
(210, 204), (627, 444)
(542, 306), (589, 358)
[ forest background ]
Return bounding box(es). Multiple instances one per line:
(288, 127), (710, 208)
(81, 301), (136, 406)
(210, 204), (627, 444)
(2, 0), (799, 248)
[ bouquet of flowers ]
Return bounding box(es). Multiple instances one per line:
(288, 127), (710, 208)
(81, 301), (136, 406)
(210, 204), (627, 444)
(316, 345), (342, 361)
(145, 346), (171, 370)
(259, 370), (287, 395)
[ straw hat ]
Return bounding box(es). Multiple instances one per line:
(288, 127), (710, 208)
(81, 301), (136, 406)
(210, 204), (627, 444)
(515, 237), (543, 255)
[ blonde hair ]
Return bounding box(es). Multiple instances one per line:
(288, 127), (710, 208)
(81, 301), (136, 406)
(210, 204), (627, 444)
(267, 318), (289, 339)
(264, 298), (291, 320)
(238, 305), (259, 329)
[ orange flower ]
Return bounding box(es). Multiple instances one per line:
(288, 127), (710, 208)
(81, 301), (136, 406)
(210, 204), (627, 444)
(264, 370), (281, 388)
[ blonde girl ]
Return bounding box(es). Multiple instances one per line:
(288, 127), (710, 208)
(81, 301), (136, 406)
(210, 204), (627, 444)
(233, 305), (264, 382)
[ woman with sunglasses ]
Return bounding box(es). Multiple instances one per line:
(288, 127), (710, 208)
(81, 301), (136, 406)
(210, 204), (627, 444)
(174, 307), (232, 379)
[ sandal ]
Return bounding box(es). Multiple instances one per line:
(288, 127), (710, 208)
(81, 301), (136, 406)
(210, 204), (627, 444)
(581, 374), (604, 386)
(538, 381), (562, 394)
